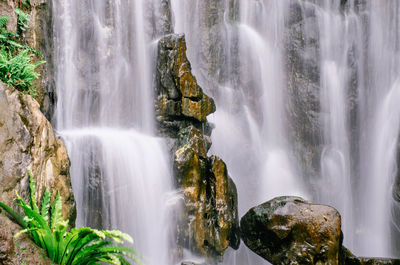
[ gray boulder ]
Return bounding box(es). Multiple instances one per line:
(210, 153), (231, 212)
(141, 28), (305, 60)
(240, 196), (341, 265)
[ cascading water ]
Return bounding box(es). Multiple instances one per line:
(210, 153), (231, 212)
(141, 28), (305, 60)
(52, 1), (173, 264)
(171, 1), (307, 264)
(357, 1), (400, 257)
(50, 0), (400, 263)
(171, 0), (400, 262)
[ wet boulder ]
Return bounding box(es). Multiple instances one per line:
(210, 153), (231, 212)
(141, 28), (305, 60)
(241, 196), (341, 265)
(174, 126), (240, 259)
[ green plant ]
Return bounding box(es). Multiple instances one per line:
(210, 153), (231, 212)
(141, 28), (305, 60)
(0, 48), (43, 96)
(15, 8), (30, 36)
(0, 170), (142, 265)
(0, 10), (44, 97)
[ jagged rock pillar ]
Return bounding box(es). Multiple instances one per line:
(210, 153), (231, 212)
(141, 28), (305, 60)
(155, 34), (240, 262)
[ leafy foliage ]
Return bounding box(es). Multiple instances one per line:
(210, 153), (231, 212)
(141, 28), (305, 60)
(0, 48), (44, 96)
(0, 9), (43, 97)
(15, 8), (30, 35)
(0, 170), (142, 265)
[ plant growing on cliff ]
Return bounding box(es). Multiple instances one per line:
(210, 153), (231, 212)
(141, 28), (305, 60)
(0, 9), (43, 97)
(0, 48), (44, 97)
(0, 170), (142, 265)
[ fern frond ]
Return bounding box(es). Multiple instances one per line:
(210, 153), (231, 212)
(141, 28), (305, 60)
(14, 227), (38, 238)
(102, 230), (133, 244)
(1, 170), (141, 265)
(15, 8), (30, 34)
(28, 169), (39, 212)
(50, 192), (63, 232)
(0, 201), (27, 228)
(0, 16), (9, 31)
(41, 188), (51, 223)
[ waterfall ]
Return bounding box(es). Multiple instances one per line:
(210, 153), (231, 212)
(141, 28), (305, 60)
(171, 1), (308, 264)
(50, 0), (400, 263)
(52, 1), (173, 264)
(357, 1), (400, 256)
(171, 0), (400, 262)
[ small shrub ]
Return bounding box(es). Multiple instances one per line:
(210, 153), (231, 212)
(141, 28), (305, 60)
(0, 170), (142, 265)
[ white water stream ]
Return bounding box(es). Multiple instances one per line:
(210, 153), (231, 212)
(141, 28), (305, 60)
(171, 0), (400, 262)
(52, 1), (173, 264)
(51, 0), (400, 264)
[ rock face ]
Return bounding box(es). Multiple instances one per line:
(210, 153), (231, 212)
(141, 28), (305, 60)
(0, 82), (76, 224)
(156, 34), (216, 137)
(285, 1), (322, 183)
(0, 215), (54, 265)
(0, 0), (56, 120)
(174, 126), (240, 257)
(241, 196), (342, 265)
(285, 0), (366, 185)
(156, 34), (239, 261)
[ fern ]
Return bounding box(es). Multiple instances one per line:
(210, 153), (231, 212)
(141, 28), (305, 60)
(0, 8), (44, 97)
(50, 192), (63, 232)
(0, 48), (44, 96)
(0, 170), (142, 265)
(15, 8), (30, 35)
(28, 169), (39, 212)
(0, 16), (9, 31)
(41, 189), (51, 222)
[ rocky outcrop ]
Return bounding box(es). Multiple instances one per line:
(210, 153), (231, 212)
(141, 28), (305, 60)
(0, 215), (54, 265)
(0, 0), (56, 119)
(156, 34), (216, 137)
(0, 82), (75, 224)
(240, 196), (342, 265)
(156, 34), (239, 261)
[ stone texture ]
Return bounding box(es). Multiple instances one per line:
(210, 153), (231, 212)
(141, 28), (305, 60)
(0, 215), (55, 265)
(240, 196), (342, 265)
(152, 0), (173, 37)
(156, 34), (216, 136)
(174, 126), (239, 259)
(285, 1), (322, 183)
(0, 217), (14, 265)
(0, 0), (18, 33)
(156, 32), (238, 262)
(0, 82), (76, 225)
